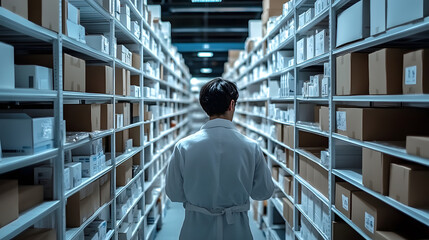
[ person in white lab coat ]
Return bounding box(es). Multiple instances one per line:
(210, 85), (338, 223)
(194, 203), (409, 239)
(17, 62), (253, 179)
(166, 78), (275, 240)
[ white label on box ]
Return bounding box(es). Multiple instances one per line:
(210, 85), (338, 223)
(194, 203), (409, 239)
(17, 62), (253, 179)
(341, 194), (349, 211)
(336, 111), (346, 131)
(405, 66), (417, 85)
(364, 212), (375, 233)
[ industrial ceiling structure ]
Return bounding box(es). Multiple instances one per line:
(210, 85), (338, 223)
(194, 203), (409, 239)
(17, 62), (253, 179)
(148, 0), (263, 78)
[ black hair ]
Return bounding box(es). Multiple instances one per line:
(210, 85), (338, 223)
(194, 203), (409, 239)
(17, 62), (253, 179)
(199, 77), (239, 116)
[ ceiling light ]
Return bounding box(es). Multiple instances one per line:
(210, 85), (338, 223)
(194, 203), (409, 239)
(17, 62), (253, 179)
(197, 52), (214, 58)
(192, 0), (222, 2)
(190, 78), (199, 85)
(203, 44), (210, 49)
(200, 68), (213, 74)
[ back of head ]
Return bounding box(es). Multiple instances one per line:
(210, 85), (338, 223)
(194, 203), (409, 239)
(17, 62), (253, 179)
(199, 77), (239, 117)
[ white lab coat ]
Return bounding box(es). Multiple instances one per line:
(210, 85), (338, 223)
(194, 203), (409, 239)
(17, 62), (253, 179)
(166, 118), (275, 240)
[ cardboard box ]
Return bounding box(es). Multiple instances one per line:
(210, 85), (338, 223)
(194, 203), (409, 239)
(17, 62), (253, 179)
(336, 53), (369, 95)
(386, 0), (429, 29)
(403, 49), (429, 94)
(18, 185), (44, 213)
(351, 191), (400, 238)
(319, 106), (329, 132)
(1, 0), (28, 19)
(275, 123), (283, 142)
(15, 65), (53, 90)
(86, 65), (113, 94)
(99, 173), (110, 206)
(335, 182), (360, 219)
(287, 149), (294, 171)
(307, 34), (315, 60)
(248, 20), (262, 39)
(272, 166), (280, 182)
(299, 156), (308, 180)
(67, 1), (79, 24)
(0, 42), (14, 89)
(283, 176), (293, 196)
(0, 180), (18, 227)
(28, 0), (59, 32)
(336, 107), (429, 141)
(73, 155), (99, 177)
(370, 0), (386, 36)
(282, 197), (294, 226)
(362, 148), (398, 195)
(336, 0), (370, 47)
(115, 68), (130, 96)
(101, 104), (113, 130)
(333, 221), (365, 240)
(116, 129), (129, 153)
(65, 20), (85, 43)
(132, 52), (141, 70)
(64, 167), (71, 190)
(66, 180), (100, 227)
(389, 162), (429, 207)
(116, 103), (130, 127)
(299, 130), (328, 148)
(116, 158), (132, 187)
(117, 45), (131, 65)
(314, 163), (329, 198)
(283, 125), (294, 149)
(64, 53), (85, 92)
(14, 228), (56, 240)
(406, 136), (429, 159)
(315, 29), (329, 56)
(86, 35), (109, 55)
(374, 231), (407, 240)
(263, 0), (286, 10)
(64, 104), (101, 132)
(129, 126), (141, 147)
(65, 162), (82, 187)
(369, 48), (404, 94)
(297, 38), (306, 64)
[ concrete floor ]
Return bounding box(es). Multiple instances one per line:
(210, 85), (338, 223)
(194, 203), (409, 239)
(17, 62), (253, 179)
(155, 201), (266, 240)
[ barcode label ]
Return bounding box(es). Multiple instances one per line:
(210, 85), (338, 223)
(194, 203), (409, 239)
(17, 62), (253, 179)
(336, 111), (346, 131)
(341, 194), (349, 211)
(365, 212), (375, 233)
(405, 66), (417, 85)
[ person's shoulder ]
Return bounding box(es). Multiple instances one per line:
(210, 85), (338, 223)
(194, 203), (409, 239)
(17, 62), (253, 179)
(175, 130), (205, 149)
(234, 130), (259, 148)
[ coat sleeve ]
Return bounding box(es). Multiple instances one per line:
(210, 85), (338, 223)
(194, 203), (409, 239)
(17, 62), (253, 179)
(165, 144), (186, 202)
(250, 144), (275, 200)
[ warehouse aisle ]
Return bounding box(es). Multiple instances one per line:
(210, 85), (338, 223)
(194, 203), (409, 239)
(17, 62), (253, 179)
(155, 202), (266, 240)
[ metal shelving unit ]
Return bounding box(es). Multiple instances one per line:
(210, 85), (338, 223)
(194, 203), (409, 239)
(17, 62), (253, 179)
(0, 0), (192, 239)
(225, 0), (429, 239)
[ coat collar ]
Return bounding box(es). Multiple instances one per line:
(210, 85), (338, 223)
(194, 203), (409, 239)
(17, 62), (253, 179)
(201, 118), (236, 130)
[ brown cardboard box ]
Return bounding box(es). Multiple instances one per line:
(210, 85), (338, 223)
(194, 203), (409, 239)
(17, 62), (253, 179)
(99, 173), (110, 206)
(64, 104), (101, 132)
(283, 125), (294, 149)
(129, 126), (141, 147)
(263, 0), (286, 10)
(336, 53), (369, 95)
(18, 185), (43, 213)
(299, 131), (328, 148)
(336, 107), (429, 141)
(335, 182), (361, 219)
(286, 149), (294, 171)
(0, 180), (18, 227)
(299, 155), (308, 179)
(117, 158), (133, 187)
(362, 148), (399, 195)
(406, 136), (429, 159)
(228, 50), (240, 65)
(261, 8), (283, 25)
(144, 123), (151, 140)
(319, 106), (329, 132)
(64, 53), (86, 92)
(116, 129), (129, 153)
(28, 0), (59, 32)
(333, 221), (365, 240)
(101, 104), (113, 130)
(282, 197), (294, 226)
(131, 75), (139, 86)
(1, 0), (28, 19)
(66, 180), (100, 227)
(314, 163), (329, 198)
(116, 103), (130, 126)
(314, 106), (321, 123)
(283, 176), (293, 196)
(351, 191), (400, 238)
(389, 162), (429, 207)
(403, 49), (429, 94)
(374, 231), (407, 240)
(14, 228), (56, 240)
(276, 123), (283, 142)
(369, 48), (404, 94)
(132, 52), (141, 70)
(131, 103), (140, 124)
(271, 166), (279, 181)
(115, 68), (130, 96)
(86, 65), (113, 94)
(306, 159), (315, 185)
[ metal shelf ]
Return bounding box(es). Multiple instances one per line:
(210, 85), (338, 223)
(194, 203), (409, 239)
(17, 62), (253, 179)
(296, 123), (329, 137)
(296, 96), (329, 102)
(0, 201), (60, 240)
(295, 175), (330, 206)
(333, 169), (429, 226)
(144, 187), (163, 217)
(115, 59), (142, 75)
(333, 94), (429, 103)
(63, 91), (113, 101)
(64, 130), (114, 151)
(144, 97), (192, 104)
(296, 52), (330, 69)
(144, 119), (189, 147)
(63, 35), (112, 62)
(115, 121), (143, 132)
(144, 108), (191, 124)
(143, 73), (189, 95)
(116, 191), (144, 227)
(296, 7), (330, 36)
(115, 147), (143, 167)
(296, 204), (329, 240)
(331, 206), (371, 240)
(296, 148), (328, 171)
(115, 169), (144, 198)
(144, 163), (168, 191)
(0, 148), (58, 174)
(144, 214), (160, 240)
(65, 165), (113, 198)
(238, 98), (270, 103)
(115, 19), (142, 45)
(0, 89), (57, 102)
(332, 133), (429, 167)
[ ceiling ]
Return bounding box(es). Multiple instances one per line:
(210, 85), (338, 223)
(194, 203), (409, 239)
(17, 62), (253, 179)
(147, 0), (262, 78)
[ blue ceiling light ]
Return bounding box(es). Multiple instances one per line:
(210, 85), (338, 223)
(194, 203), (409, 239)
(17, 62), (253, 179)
(200, 68), (213, 74)
(197, 52), (214, 58)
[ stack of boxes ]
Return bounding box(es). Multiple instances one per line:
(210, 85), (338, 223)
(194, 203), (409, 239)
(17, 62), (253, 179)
(64, 1), (86, 43)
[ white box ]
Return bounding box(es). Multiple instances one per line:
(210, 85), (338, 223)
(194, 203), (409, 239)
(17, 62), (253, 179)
(0, 42), (14, 89)
(65, 162), (82, 187)
(306, 34), (315, 60)
(118, 222), (132, 240)
(64, 167), (71, 190)
(336, 0), (370, 47)
(130, 85), (141, 98)
(87, 220), (107, 240)
(321, 77), (329, 97)
(315, 29), (329, 56)
(0, 113), (54, 155)
(301, 188), (308, 212)
(314, 0), (323, 15)
(73, 155), (98, 177)
(86, 35), (109, 55)
(131, 21), (140, 38)
(116, 114), (124, 128)
(34, 166), (53, 199)
(307, 193), (314, 221)
(120, 12), (131, 31)
(248, 20), (262, 38)
(117, 45), (132, 65)
(72, 138), (103, 156)
(313, 198), (322, 227)
(15, 65), (53, 90)
(370, 0), (386, 36)
(66, 20), (86, 43)
(386, 0), (429, 29)
(297, 38), (306, 64)
(298, 12), (306, 28)
(305, 8), (314, 24)
(67, 2), (80, 24)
